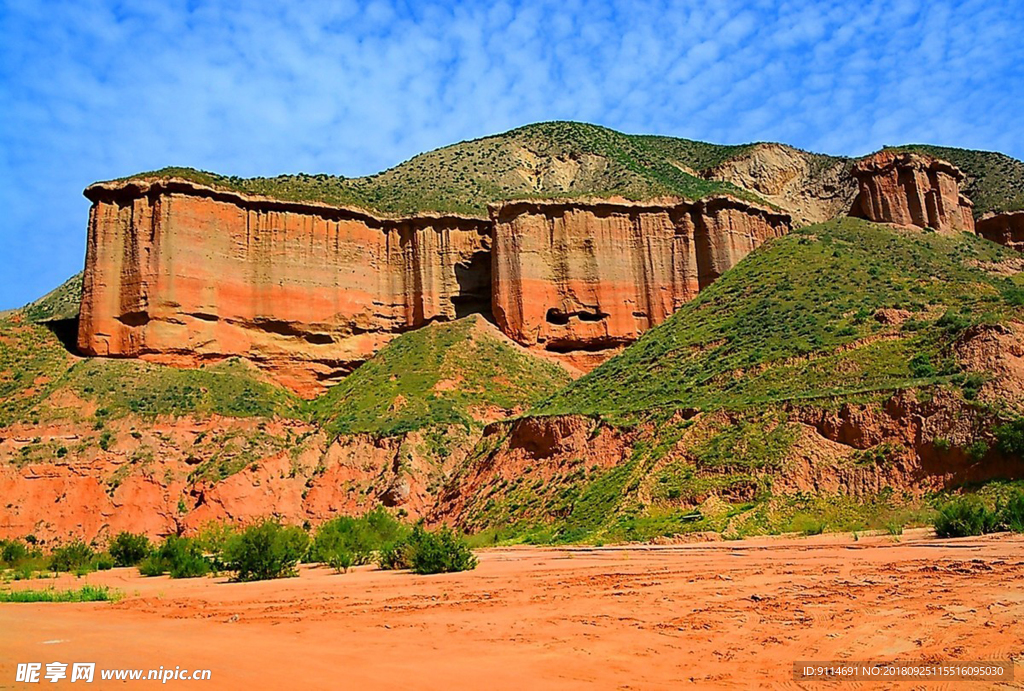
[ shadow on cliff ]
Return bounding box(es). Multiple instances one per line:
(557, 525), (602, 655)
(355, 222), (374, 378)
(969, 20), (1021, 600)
(41, 316), (81, 355)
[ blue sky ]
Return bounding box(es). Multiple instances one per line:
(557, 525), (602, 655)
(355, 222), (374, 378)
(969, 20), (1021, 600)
(2, 0), (1023, 309)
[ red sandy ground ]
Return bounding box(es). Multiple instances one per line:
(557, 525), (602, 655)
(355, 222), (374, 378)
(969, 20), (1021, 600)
(1, 530), (1022, 689)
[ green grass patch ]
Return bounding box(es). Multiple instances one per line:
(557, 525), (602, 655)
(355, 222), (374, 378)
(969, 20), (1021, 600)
(0, 585), (120, 603)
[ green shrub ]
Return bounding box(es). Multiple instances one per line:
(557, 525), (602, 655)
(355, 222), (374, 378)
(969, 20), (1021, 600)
(310, 508), (408, 573)
(998, 492), (1024, 533)
(49, 541), (95, 573)
(108, 532), (151, 567)
(94, 554), (115, 571)
(933, 496), (999, 538)
(377, 525), (477, 575)
(223, 521), (308, 581)
(138, 536), (211, 578)
(994, 418), (1024, 456)
(408, 527), (477, 575)
(192, 522), (237, 570)
(0, 539), (29, 566)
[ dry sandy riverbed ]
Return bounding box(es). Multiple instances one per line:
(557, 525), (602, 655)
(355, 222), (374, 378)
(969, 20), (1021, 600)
(1, 529), (1022, 689)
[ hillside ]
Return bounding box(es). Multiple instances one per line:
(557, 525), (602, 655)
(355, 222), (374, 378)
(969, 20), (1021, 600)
(438, 220), (1024, 543)
(111, 122), (777, 216)
(20, 272), (82, 322)
(537, 218), (1024, 422)
(309, 315), (572, 437)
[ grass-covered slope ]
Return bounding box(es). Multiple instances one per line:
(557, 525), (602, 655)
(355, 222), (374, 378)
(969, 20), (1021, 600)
(19, 273), (83, 323)
(309, 315), (571, 436)
(113, 122), (768, 216)
(0, 313), (300, 427)
(888, 145), (1024, 217)
(538, 218), (1024, 423)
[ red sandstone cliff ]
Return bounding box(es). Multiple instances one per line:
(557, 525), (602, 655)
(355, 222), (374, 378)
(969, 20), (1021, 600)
(850, 151), (975, 233)
(489, 196), (791, 369)
(78, 179), (492, 397)
(976, 210), (1024, 252)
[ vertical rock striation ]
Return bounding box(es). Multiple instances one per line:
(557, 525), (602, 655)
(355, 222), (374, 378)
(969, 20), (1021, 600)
(850, 151), (975, 233)
(489, 196), (791, 370)
(976, 211), (1024, 252)
(78, 179), (491, 397)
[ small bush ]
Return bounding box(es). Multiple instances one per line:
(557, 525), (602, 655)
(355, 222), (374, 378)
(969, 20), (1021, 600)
(994, 418), (1024, 456)
(0, 539), (29, 566)
(998, 492), (1024, 533)
(885, 520), (904, 537)
(192, 522), (237, 570)
(108, 532), (151, 567)
(310, 508), (408, 573)
(49, 541), (95, 573)
(139, 536), (211, 578)
(377, 525), (477, 575)
(223, 521), (308, 582)
(933, 496), (999, 538)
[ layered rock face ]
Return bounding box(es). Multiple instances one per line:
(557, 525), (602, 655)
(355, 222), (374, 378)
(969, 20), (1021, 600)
(850, 151), (975, 233)
(489, 197), (791, 369)
(976, 211), (1024, 252)
(703, 143), (857, 226)
(78, 179), (491, 396)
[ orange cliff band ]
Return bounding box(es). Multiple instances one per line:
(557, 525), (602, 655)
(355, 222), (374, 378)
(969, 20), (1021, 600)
(77, 179), (791, 392)
(850, 150), (975, 234)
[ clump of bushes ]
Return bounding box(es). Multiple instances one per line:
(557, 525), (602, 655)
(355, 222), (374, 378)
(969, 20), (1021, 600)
(223, 520), (308, 582)
(49, 541), (96, 573)
(310, 507), (408, 573)
(139, 536), (211, 578)
(933, 490), (1024, 538)
(108, 532), (151, 567)
(378, 525), (477, 575)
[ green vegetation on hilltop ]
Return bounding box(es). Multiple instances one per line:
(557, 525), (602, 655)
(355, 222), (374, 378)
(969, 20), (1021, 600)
(20, 272), (83, 322)
(115, 122), (766, 216)
(309, 315), (570, 436)
(538, 218), (1024, 423)
(888, 144), (1024, 217)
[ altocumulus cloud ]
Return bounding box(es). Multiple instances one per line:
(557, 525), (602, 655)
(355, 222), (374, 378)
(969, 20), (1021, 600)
(1, 0), (1022, 308)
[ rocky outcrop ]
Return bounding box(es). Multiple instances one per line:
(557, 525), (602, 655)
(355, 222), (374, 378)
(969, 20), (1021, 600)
(850, 151), (975, 233)
(78, 178), (791, 382)
(0, 414), (478, 542)
(78, 179), (492, 397)
(703, 143), (857, 226)
(976, 210), (1024, 251)
(489, 196), (791, 369)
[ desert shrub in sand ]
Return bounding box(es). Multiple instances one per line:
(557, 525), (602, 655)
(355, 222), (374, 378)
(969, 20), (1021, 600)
(0, 539), (29, 566)
(998, 491), (1024, 533)
(108, 532), (151, 567)
(378, 525), (477, 575)
(933, 496), (999, 538)
(192, 521), (238, 570)
(310, 507), (408, 573)
(223, 520), (309, 582)
(48, 541), (95, 573)
(139, 536), (211, 578)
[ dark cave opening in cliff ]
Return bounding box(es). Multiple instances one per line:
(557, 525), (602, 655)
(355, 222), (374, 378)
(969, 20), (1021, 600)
(42, 317), (81, 355)
(452, 251), (493, 321)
